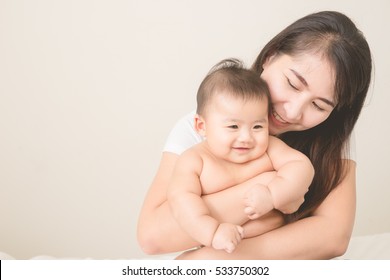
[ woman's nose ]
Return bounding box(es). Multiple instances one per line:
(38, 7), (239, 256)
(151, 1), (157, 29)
(284, 99), (305, 122)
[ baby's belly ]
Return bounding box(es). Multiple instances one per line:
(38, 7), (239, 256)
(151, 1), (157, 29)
(200, 173), (234, 195)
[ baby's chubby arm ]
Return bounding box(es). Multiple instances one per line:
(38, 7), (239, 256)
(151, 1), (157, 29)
(167, 148), (243, 251)
(262, 136), (314, 214)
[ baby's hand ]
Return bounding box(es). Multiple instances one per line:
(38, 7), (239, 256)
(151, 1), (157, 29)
(244, 184), (274, 219)
(211, 223), (244, 253)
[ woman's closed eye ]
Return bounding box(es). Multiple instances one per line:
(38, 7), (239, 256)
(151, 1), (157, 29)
(287, 76), (330, 112)
(312, 101), (325, 111)
(287, 78), (299, 91)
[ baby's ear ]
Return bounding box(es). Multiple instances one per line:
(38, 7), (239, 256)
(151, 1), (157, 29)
(194, 114), (206, 137)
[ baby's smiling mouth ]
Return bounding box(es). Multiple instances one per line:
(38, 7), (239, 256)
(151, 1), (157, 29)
(232, 147), (251, 152)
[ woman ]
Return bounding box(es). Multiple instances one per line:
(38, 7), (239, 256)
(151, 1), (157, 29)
(137, 11), (372, 259)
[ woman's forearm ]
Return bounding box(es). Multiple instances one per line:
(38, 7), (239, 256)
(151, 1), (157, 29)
(176, 215), (342, 259)
(139, 200), (283, 254)
(138, 191), (283, 255)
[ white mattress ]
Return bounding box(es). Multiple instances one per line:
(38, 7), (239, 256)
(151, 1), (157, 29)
(1, 233), (390, 260)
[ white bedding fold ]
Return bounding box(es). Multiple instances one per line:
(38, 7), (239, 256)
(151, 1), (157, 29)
(2, 233), (390, 260)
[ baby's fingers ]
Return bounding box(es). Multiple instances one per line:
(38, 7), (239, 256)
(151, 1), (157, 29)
(236, 225), (244, 239)
(224, 242), (235, 254)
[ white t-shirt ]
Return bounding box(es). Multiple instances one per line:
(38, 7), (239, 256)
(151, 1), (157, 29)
(163, 110), (356, 161)
(163, 110), (204, 155)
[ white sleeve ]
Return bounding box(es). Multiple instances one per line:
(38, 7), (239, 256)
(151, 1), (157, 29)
(163, 110), (204, 155)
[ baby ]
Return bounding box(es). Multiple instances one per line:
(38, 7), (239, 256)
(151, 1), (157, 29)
(168, 59), (314, 253)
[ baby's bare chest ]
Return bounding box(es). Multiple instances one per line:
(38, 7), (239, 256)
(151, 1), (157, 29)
(199, 155), (273, 195)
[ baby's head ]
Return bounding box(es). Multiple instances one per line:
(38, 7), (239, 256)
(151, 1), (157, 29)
(195, 59), (271, 164)
(196, 58), (271, 117)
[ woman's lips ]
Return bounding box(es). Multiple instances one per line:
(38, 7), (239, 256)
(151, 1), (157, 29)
(272, 110), (287, 123)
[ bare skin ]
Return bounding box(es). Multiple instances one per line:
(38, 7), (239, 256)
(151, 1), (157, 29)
(138, 150), (355, 258)
(137, 52), (357, 258)
(176, 160), (356, 259)
(137, 152), (284, 254)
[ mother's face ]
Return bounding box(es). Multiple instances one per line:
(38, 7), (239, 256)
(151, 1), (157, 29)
(261, 53), (336, 136)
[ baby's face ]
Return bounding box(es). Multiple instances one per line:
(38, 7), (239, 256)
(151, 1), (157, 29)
(202, 92), (269, 164)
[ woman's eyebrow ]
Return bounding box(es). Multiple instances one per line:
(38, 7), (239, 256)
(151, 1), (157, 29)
(318, 97), (336, 108)
(290, 68), (308, 86)
(290, 68), (335, 107)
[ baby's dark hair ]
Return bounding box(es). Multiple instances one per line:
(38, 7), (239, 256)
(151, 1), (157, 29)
(196, 58), (271, 115)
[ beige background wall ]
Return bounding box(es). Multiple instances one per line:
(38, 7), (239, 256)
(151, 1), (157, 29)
(1, 0), (389, 259)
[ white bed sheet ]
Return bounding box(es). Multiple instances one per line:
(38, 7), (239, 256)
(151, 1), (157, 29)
(339, 232), (390, 259)
(1, 233), (390, 260)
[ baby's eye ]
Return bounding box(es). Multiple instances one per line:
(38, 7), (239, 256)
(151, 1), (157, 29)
(253, 125), (263, 129)
(228, 125), (239, 129)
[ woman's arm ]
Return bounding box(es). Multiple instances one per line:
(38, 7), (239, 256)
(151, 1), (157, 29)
(137, 152), (197, 254)
(137, 152), (284, 255)
(176, 160), (356, 259)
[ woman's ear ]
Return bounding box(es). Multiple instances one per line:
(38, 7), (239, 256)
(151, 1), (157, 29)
(194, 114), (206, 137)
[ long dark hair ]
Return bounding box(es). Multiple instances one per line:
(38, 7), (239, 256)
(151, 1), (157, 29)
(252, 11), (372, 222)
